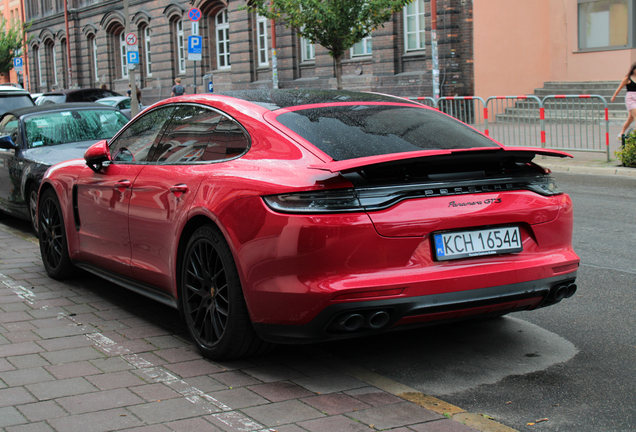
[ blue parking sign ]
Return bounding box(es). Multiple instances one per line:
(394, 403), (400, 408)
(13, 58), (23, 70)
(188, 36), (202, 54)
(127, 51), (139, 64)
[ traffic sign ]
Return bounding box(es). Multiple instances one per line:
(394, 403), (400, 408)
(126, 33), (137, 46)
(188, 35), (202, 61)
(13, 58), (23, 72)
(188, 7), (201, 21)
(127, 51), (140, 64)
(192, 21), (199, 35)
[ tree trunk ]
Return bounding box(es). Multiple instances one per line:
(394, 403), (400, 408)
(334, 55), (343, 90)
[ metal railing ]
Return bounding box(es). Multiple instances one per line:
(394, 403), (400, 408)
(409, 94), (610, 161)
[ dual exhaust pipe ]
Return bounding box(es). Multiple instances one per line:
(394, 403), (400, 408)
(333, 310), (391, 332)
(550, 283), (577, 302)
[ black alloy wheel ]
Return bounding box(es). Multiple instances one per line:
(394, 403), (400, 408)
(180, 224), (271, 360)
(39, 188), (75, 279)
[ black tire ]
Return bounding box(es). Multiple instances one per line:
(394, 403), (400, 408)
(39, 188), (76, 279)
(27, 184), (39, 234)
(180, 224), (272, 360)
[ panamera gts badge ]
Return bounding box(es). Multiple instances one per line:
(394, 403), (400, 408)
(448, 198), (502, 207)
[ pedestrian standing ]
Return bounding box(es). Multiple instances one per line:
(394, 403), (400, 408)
(611, 62), (636, 140)
(171, 78), (185, 97)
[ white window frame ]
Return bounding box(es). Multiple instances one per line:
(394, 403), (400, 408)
(404, 0), (426, 52)
(351, 36), (372, 57)
(50, 43), (58, 85)
(300, 33), (314, 62)
(256, 13), (268, 66)
(37, 46), (43, 86)
(144, 27), (152, 77)
(176, 19), (186, 74)
(92, 37), (99, 82)
(120, 32), (129, 78)
(216, 9), (230, 69)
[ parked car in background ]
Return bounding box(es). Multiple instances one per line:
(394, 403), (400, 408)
(38, 90), (580, 360)
(95, 96), (145, 119)
(0, 85), (35, 116)
(36, 88), (121, 105)
(31, 93), (44, 103)
(0, 103), (129, 231)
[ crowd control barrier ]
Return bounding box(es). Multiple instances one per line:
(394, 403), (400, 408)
(409, 94), (610, 162)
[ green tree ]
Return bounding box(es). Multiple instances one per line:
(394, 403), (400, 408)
(0, 17), (30, 77)
(244, 0), (411, 89)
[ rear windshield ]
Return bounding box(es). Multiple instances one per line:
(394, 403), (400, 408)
(36, 95), (66, 105)
(0, 95), (34, 115)
(275, 104), (497, 161)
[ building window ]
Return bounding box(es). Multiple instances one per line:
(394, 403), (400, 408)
(351, 36), (372, 57)
(46, 42), (58, 86)
(176, 19), (186, 73)
(91, 36), (99, 82)
(256, 13), (268, 66)
(36, 46), (43, 86)
(301, 34), (314, 61)
(120, 32), (129, 78)
(144, 27), (152, 76)
(404, 0), (425, 51)
(578, 0), (628, 49)
(216, 9), (230, 68)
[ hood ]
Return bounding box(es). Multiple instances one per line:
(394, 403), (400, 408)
(23, 140), (99, 166)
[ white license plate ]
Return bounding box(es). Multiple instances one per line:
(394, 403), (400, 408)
(433, 226), (522, 261)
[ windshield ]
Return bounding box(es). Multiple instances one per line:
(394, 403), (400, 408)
(36, 95), (66, 105)
(0, 95), (34, 115)
(24, 109), (129, 148)
(275, 104), (497, 161)
(96, 99), (119, 107)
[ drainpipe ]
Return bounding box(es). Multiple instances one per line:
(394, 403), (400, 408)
(431, 0), (439, 99)
(20, 0), (29, 91)
(64, 0), (72, 87)
(271, 16), (278, 88)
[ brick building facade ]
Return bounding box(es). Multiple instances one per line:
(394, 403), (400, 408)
(24, 0), (474, 105)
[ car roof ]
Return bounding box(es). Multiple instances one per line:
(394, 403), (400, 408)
(40, 88), (120, 96)
(96, 96), (129, 101)
(0, 85), (30, 95)
(217, 89), (419, 111)
(2, 102), (120, 118)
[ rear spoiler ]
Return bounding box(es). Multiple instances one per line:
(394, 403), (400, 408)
(308, 147), (572, 173)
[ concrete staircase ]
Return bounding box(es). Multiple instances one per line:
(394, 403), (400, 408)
(533, 81), (624, 123)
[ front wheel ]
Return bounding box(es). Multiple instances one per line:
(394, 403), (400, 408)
(39, 188), (75, 279)
(27, 184), (39, 234)
(180, 224), (272, 360)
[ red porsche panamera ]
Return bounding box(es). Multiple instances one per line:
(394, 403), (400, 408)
(38, 90), (580, 360)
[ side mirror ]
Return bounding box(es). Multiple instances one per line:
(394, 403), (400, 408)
(0, 135), (17, 150)
(84, 140), (111, 172)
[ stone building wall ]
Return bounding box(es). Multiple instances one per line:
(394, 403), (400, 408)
(24, 0), (474, 105)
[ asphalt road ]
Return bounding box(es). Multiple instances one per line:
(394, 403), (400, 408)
(317, 172), (636, 432)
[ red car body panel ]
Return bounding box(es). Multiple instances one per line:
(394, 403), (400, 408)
(40, 91), (580, 346)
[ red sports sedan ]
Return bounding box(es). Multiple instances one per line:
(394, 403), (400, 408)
(38, 90), (579, 360)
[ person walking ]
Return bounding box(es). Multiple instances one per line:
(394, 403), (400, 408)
(611, 62), (636, 140)
(171, 78), (185, 97)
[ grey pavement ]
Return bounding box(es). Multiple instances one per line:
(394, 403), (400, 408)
(0, 151), (633, 432)
(0, 221), (505, 432)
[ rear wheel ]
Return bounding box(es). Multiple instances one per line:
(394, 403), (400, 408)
(39, 188), (75, 279)
(180, 224), (272, 360)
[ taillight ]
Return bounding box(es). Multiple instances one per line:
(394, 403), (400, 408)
(263, 189), (363, 213)
(525, 177), (563, 196)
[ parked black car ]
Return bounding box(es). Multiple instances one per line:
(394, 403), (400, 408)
(0, 103), (129, 231)
(36, 88), (121, 105)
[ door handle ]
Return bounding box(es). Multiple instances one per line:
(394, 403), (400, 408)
(170, 184), (189, 197)
(115, 180), (131, 193)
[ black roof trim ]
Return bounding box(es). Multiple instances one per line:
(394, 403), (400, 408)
(2, 103), (120, 117)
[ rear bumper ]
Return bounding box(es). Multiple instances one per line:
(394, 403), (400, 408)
(252, 272), (577, 344)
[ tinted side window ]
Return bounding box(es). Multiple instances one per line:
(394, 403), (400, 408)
(151, 105), (249, 164)
(0, 115), (19, 144)
(109, 106), (175, 163)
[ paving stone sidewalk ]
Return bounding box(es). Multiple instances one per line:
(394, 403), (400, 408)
(0, 223), (486, 432)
